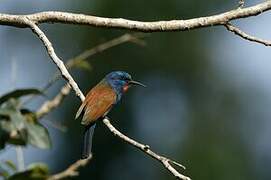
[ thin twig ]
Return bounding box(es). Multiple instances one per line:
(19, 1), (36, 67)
(1, 1), (269, 179)
(36, 83), (71, 119)
(103, 118), (190, 180)
(22, 33), (144, 108)
(48, 156), (92, 180)
(21, 16), (190, 179)
(0, 1), (270, 31)
(35, 33), (145, 118)
(225, 22), (271, 46)
(238, 0), (245, 8)
(45, 33), (145, 91)
(22, 17), (85, 101)
(66, 33), (145, 69)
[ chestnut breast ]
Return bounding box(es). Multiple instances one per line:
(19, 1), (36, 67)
(81, 80), (117, 125)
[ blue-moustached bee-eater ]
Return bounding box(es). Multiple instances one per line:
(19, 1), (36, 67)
(75, 71), (145, 159)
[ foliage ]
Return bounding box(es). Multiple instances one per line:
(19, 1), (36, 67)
(0, 89), (52, 179)
(0, 89), (51, 149)
(8, 163), (49, 180)
(0, 160), (17, 179)
(72, 59), (92, 71)
(0, 89), (42, 105)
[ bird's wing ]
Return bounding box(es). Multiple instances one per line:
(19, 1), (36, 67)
(75, 80), (109, 120)
(79, 82), (116, 125)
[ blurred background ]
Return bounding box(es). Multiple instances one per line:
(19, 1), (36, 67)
(0, 0), (271, 179)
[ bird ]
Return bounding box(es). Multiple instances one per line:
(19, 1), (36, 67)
(75, 71), (145, 159)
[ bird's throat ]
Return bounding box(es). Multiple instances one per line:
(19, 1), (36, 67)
(123, 85), (129, 92)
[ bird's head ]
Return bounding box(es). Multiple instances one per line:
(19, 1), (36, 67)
(105, 71), (145, 101)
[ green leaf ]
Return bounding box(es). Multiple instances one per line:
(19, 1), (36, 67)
(27, 163), (48, 173)
(4, 161), (17, 172)
(0, 161), (17, 179)
(25, 122), (51, 149)
(0, 106), (27, 148)
(0, 89), (42, 105)
(0, 100), (51, 149)
(0, 164), (10, 179)
(22, 111), (51, 149)
(0, 108), (13, 117)
(73, 59), (92, 71)
(0, 107), (50, 149)
(9, 109), (26, 129)
(0, 127), (9, 149)
(8, 163), (49, 180)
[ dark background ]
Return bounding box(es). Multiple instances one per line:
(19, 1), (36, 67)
(1, 0), (271, 179)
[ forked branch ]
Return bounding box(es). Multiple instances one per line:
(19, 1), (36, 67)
(103, 118), (190, 180)
(25, 14), (189, 180)
(0, 1), (270, 32)
(224, 22), (271, 46)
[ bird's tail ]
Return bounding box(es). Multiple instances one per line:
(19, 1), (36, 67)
(81, 123), (96, 159)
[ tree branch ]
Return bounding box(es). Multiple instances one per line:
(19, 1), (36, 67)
(22, 17), (85, 101)
(0, 1), (270, 32)
(36, 83), (71, 119)
(224, 22), (271, 46)
(238, 0), (245, 8)
(65, 33), (145, 69)
(2, 1), (269, 179)
(45, 33), (145, 91)
(35, 33), (145, 119)
(103, 118), (190, 180)
(23, 13), (189, 179)
(48, 156), (92, 180)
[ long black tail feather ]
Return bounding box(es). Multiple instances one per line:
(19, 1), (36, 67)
(81, 123), (96, 159)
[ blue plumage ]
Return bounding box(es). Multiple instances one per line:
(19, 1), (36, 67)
(105, 71), (133, 103)
(76, 71), (145, 159)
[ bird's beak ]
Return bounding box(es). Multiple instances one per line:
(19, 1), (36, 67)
(129, 80), (146, 87)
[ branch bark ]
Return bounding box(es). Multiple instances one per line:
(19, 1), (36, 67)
(103, 118), (190, 180)
(0, 1), (270, 32)
(22, 17), (85, 101)
(1, 1), (270, 179)
(44, 33), (145, 91)
(36, 83), (71, 119)
(24, 13), (189, 180)
(36, 33), (144, 119)
(48, 156), (92, 180)
(224, 22), (271, 46)
(7, 1), (271, 179)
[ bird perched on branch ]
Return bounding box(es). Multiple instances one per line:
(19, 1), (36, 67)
(75, 71), (145, 159)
